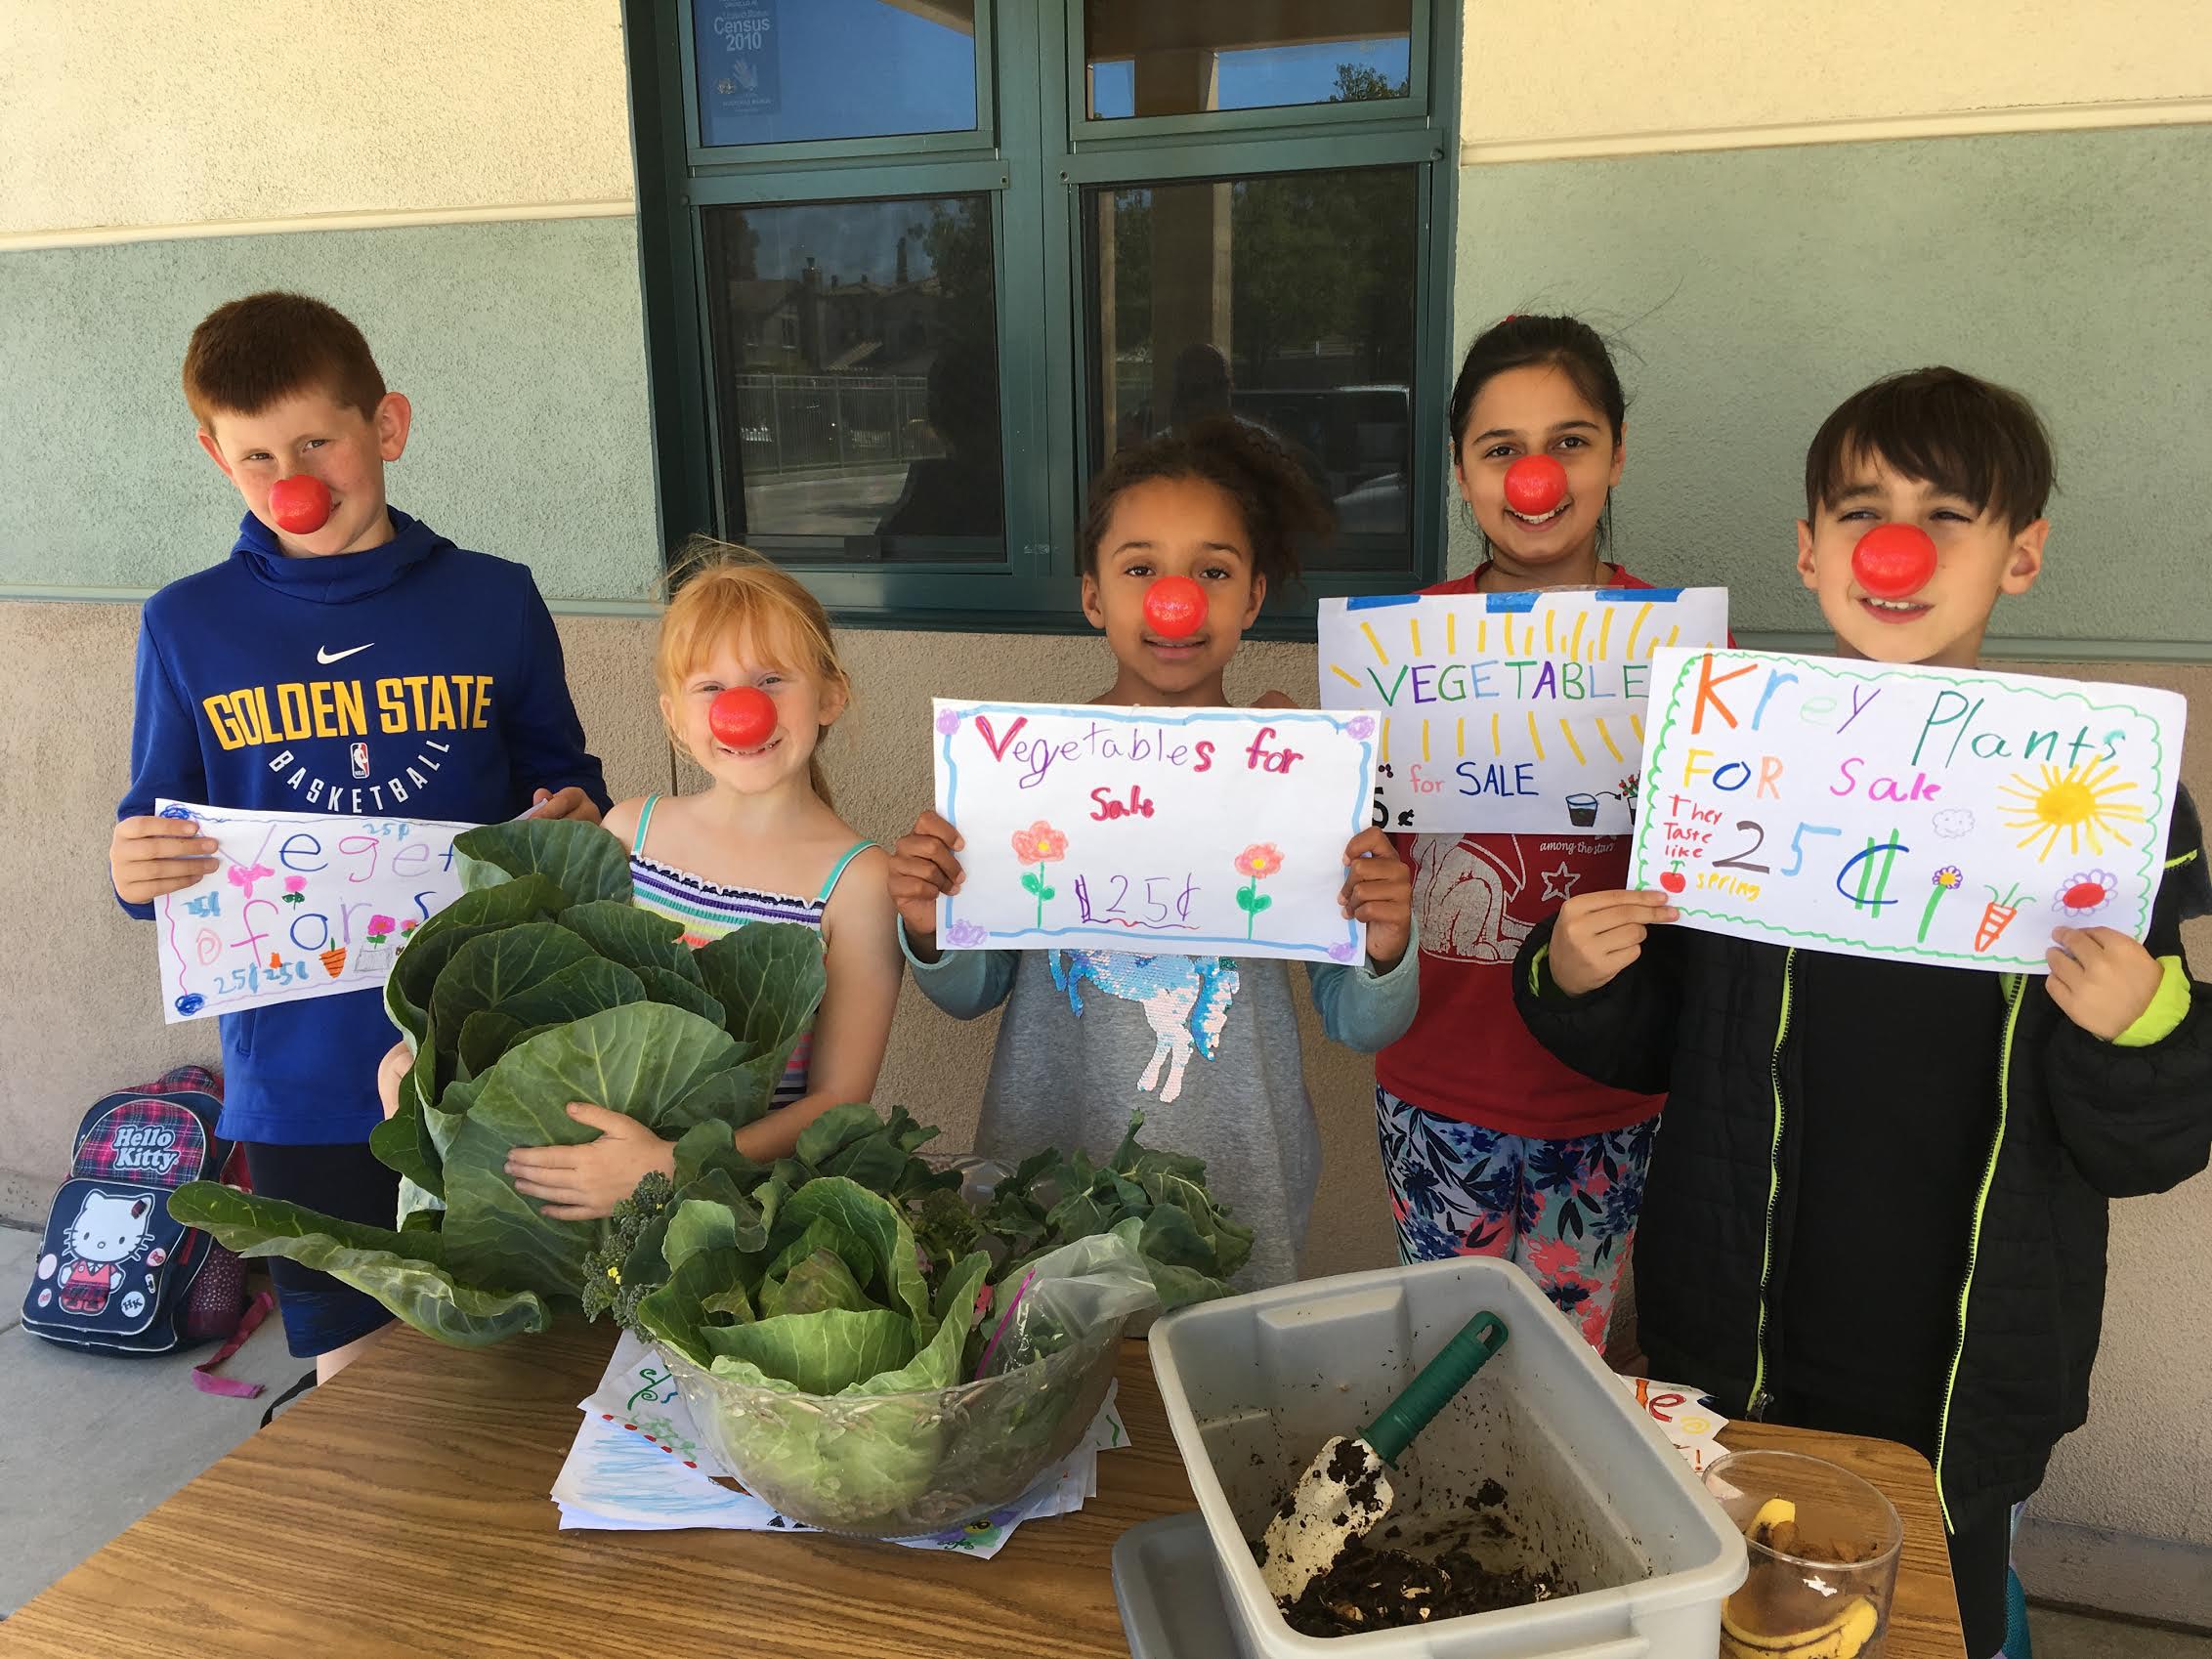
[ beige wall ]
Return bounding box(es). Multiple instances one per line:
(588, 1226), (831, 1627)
(1460, 0), (2212, 159)
(0, 1), (634, 241)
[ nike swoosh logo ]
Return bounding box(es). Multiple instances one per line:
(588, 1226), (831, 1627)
(317, 643), (374, 664)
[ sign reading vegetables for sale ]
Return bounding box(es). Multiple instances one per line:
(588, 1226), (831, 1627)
(1626, 650), (2188, 971)
(931, 701), (1381, 964)
(154, 801), (471, 1022)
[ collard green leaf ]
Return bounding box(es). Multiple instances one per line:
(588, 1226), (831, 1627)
(758, 1248), (876, 1319)
(369, 1109), (440, 1194)
(167, 1182), (547, 1346)
(559, 900), (699, 981)
(439, 1003), (744, 1295)
(640, 965), (726, 1025)
(665, 1198), (742, 1268)
(661, 1065), (775, 1136)
(491, 957), (647, 1031)
(384, 874), (569, 1043)
(696, 921), (827, 1065)
(635, 1243), (749, 1358)
(453, 818), (631, 905)
(794, 1101), (882, 1167)
(456, 1008), (531, 1084)
(429, 922), (597, 1042)
(702, 1306), (915, 1394)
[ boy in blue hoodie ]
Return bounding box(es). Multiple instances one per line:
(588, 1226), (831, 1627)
(109, 291), (609, 1382)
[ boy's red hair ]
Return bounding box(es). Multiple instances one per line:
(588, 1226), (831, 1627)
(183, 291), (387, 428)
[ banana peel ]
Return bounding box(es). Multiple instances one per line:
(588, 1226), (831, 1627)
(1719, 1595), (1878, 1659)
(1722, 1497), (1882, 1659)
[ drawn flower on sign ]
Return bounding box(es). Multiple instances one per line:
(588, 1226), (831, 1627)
(366, 914), (397, 946)
(1328, 941), (1357, 963)
(1343, 715), (1376, 741)
(227, 862), (275, 899)
(1011, 822), (1066, 929)
(1233, 843), (1282, 939)
(945, 918), (989, 949)
(934, 708), (961, 737)
(1917, 865), (1966, 945)
(2057, 869), (2118, 917)
(281, 875), (307, 906)
(400, 917), (419, 934)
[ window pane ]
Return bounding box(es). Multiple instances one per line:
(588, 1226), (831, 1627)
(694, 0), (978, 148)
(702, 197), (1003, 562)
(1085, 2), (1412, 120)
(1086, 168), (1419, 574)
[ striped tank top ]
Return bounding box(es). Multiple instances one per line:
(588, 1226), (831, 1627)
(628, 794), (872, 1110)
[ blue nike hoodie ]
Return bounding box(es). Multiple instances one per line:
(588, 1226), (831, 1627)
(117, 508), (610, 1144)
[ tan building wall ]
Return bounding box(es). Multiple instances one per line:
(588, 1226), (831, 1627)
(1460, 0), (2212, 160)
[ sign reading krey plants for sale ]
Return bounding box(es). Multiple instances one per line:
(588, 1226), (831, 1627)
(931, 701), (1381, 964)
(1627, 650), (2189, 972)
(154, 801), (471, 1022)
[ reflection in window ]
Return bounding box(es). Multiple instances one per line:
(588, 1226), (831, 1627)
(1085, 2), (1412, 120)
(702, 196), (1002, 561)
(1087, 169), (1419, 572)
(694, 0), (978, 149)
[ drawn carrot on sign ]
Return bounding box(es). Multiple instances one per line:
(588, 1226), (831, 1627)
(1975, 880), (2030, 954)
(1918, 866), (1964, 945)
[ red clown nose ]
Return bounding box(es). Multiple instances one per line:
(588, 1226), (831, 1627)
(1502, 454), (1568, 517)
(268, 475), (333, 535)
(1850, 524), (1938, 599)
(707, 686), (778, 750)
(1142, 575), (1207, 640)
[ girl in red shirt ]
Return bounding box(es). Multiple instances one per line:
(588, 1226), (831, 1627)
(1375, 315), (1663, 1348)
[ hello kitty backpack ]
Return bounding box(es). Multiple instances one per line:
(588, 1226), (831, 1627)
(21, 1068), (259, 1374)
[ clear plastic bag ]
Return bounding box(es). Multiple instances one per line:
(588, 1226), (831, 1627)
(973, 1229), (1161, 1380)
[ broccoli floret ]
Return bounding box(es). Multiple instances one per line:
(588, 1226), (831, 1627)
(580, 1170), (677, 1324)
(911, 1182), (981, 1274)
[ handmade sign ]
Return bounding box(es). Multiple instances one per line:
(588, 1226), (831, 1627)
(931, 700), (1379, 963)
(153, 801), (472, 1023)
(1627, 649), (2189, 972)
(1318, 587), (1729, 834)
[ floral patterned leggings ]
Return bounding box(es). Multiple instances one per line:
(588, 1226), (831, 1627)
(1375, 1086), (1658, 1350)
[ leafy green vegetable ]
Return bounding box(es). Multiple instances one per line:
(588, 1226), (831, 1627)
(167, 1183), (547, 1345)
(452, 817), (632, 905)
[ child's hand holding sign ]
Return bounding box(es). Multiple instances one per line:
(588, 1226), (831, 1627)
(1547, 889), (1680, 996)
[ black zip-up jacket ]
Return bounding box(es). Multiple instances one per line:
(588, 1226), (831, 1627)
(1513, 793), (2212, 1526)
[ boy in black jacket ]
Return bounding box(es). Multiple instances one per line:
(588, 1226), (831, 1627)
(1513, 368), (2211, 1658)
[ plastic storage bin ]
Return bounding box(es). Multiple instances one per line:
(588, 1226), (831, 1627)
(1147, 1255), (1747, 1657)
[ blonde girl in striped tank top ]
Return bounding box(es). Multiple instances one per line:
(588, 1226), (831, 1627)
(497, 543), (901, 1219)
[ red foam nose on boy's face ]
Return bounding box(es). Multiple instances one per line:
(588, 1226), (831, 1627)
(1142, 575), (1208, 639)
(268, 474), (333, 535)
(1502, 454), (1568, 516)
(1850, 523), (1939, 598)
(707, 686), (778, 749)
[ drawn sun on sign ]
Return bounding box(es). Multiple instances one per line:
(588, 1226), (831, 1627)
(1997, 761), (2146, 863)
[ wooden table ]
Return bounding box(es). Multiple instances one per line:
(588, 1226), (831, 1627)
(1, 1322), (1963, 1658)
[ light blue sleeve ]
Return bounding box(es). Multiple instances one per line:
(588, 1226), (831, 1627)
(1303, 918), (1422, 1053)
(897, 919), (1021, 1020)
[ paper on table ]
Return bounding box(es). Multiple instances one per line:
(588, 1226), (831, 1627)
(1619, 1376), (1729, 1474)
(553, 1332), (1128, 1555)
